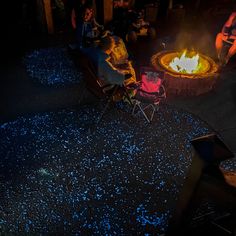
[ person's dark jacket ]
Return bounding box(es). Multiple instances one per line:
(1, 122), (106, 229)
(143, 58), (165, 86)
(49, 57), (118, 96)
(81, 47), (125, 85)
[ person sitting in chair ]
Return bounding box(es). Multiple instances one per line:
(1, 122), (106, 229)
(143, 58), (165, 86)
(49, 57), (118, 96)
(82, 35), (135, 86)
(110, 36), (136, 87)
(215, 12), (236, 66)
(81, 7), (105, 46)
(71, 0), (103, 48)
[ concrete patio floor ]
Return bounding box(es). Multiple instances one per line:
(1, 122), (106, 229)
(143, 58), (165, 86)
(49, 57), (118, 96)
(0, 14), (236, 235)
(1, 28), (236, 154)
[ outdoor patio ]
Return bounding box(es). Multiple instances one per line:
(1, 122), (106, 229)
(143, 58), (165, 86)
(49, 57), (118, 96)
(1, 4), (236, 234)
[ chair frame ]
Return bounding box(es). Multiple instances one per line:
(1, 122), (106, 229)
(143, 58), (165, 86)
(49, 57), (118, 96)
(96, 80), (134, 124)
(131, 68), (166, 123)
(96, 83), (120, 124)
(69, 48), (135, 127)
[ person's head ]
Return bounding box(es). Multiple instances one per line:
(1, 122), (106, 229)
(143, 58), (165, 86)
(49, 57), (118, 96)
(83, 7), (93, 21)
(98, 36), (115, 54)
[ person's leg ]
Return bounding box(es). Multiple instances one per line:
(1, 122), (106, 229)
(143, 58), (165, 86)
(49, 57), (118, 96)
(225, 40), (236, 64)
(215, 33), (224, 60)
(75, 21), (84, 48)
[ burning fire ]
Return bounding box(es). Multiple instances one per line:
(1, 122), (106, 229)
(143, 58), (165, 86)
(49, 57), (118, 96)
(169, 50), (201, 74)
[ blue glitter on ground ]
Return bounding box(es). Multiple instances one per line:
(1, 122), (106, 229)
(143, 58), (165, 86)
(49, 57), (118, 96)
(0, 105), (211, 235)
(23, 47), (83, 86)
(220, 157), (236, 172)
(136, 204), (170, 228)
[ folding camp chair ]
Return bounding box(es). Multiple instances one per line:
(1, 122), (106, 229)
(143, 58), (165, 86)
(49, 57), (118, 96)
(131, 66), (166, 123)
(68, 47), (130, 125)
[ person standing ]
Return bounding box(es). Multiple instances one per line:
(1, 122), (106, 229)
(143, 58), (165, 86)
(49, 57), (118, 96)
(71, 0), (94, 48)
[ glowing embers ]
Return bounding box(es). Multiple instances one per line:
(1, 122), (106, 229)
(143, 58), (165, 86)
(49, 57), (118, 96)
(169, 50), (200, 74)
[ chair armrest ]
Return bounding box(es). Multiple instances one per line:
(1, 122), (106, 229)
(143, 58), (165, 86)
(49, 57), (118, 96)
(125, 81), (141, 89)
(137, 85), (166, 98)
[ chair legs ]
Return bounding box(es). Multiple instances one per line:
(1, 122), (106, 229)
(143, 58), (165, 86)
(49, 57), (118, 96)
(77, 80), (85, 105)
(96, 85), (120, 125)
(132, 100), (160, 123)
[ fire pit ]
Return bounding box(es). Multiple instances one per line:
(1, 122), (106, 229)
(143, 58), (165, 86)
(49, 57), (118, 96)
(151, 50), (220, 96)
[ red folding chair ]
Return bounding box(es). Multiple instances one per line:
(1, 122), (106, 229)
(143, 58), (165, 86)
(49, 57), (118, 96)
(131, 66), (166, 123)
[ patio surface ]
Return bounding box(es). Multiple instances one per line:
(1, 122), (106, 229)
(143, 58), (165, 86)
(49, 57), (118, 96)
(1, 13), (236, 235)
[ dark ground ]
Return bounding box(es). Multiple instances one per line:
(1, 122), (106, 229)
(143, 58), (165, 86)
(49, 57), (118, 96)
(0, 6), (236, 235)
(1, 11), (236, 153)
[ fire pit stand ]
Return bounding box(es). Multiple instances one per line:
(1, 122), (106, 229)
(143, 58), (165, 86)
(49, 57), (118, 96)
(151, 50), (220, 96)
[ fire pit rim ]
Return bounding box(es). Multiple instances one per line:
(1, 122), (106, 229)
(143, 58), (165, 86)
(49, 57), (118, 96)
(150, 50), (220, 96)
(151, 50), (219, 78)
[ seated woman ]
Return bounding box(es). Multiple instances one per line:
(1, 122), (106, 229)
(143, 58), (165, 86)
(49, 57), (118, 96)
(71, 1), (104, 48)
(110, 36), (136, 86)
(82, 7), (105, 46)
(81, 35), (136, 87)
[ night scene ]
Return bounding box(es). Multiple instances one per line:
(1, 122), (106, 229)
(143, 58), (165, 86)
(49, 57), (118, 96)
(1, 0), (236, 235)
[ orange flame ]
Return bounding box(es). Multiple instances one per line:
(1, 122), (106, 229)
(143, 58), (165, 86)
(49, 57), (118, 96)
(169, 50), (201, 74)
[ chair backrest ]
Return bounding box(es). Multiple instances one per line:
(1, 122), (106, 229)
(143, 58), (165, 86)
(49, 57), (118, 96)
(133, 66), (166, 103)
(69, 48), (111, 98)
(69, 47), (124, 127)
(131, 66), (166, 122)
(139, 66), (164, 93)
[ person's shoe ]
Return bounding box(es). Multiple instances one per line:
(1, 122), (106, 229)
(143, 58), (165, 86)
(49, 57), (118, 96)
(122, 95), (134, 105)
(218, 57), (228, 68)
(112, 89), (124, 102)
(68, 43), (78, 50)
(217, 59), (229, 72)
(214, 56), (220, 64)
(112, 94), (121, 102)
(224, 56), (230, 65)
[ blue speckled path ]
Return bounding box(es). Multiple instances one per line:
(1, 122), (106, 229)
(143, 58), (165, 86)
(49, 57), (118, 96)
(23, 47), (83, 86)
(0, 105), (211, 235)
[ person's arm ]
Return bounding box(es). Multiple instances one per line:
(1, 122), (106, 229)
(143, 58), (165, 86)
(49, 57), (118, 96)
(222, 12), (236, 35)
(132, 21), (140, 29)
(92, 18), (104, 30)
(98, 57), (125, 85)
(140, 19), (149, 27)
(71, 8), (76, 29)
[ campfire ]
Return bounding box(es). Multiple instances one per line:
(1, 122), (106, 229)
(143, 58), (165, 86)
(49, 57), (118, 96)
(169, 50), (201, 74)
(151, 50), (219, 96)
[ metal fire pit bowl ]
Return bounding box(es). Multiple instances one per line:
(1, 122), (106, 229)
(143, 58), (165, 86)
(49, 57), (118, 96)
(151, 50), (220, 96)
